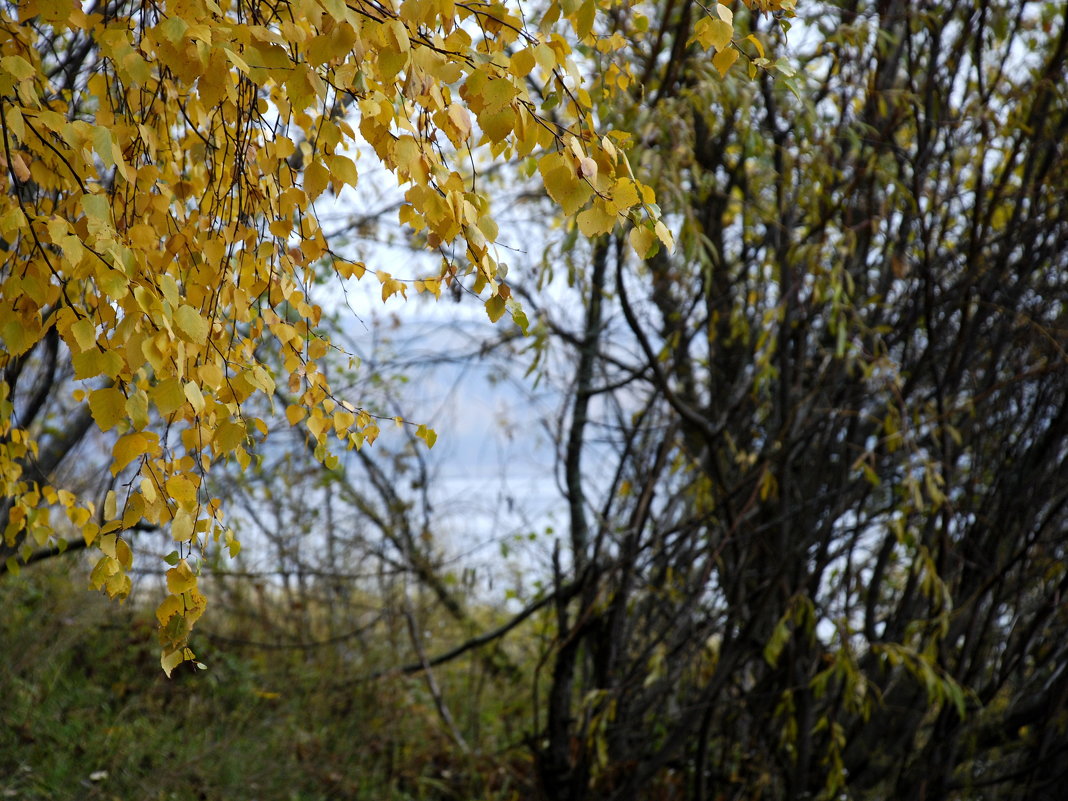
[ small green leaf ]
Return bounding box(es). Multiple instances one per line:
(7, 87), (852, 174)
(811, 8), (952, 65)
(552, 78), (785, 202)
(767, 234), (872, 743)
(764, 614), (792, 667)
(507, 299), (529, 334)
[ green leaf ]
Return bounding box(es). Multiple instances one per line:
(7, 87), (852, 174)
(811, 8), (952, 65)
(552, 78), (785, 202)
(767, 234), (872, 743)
(764, 614), (792, 667)
(507, 298), (529, 334)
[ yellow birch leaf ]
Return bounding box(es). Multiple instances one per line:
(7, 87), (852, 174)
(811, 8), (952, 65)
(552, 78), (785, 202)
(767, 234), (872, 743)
(654, 220), (676, 252)
(480, 108), (513, 143)
(156, 594), (183, 626)
(72, 348), (123, 380)
(158, 16), (188, 43)
(89, 387), (126, 432)
(93, 125), (115, 168)
(161, 648), (185, 678)
(174, 305), (209, 344)
(486, 293), (506, 323)
(416, 423), (437, 448)
(112, 433), (148, 475)
(172, 509), (195, 542)
(335, 260), (366, 280)
(223, 47), (249, 72)
(530, 41), (553, 71)
(692, 18), (733, 52)
(104, 490), (117, 520)
(152, 378), (186, 416)
(89, 555), (118, 590)
(9, 152), (30, 182)
(574, 0), (596, 38)
(607, 178), (641, 214)
(539, 152), (592, 216)
(381, 277), (406, 301)
(184, 382), (206, 414)
(326, 154), (358, 187)
(68, 506), (91, 528)
(629, 225), (656, 258)
(165, 475), (197, 507)
(2, 318), (37, 356)
(214, 420), (246, 453)
(70, 317), (98, 352)
(509, 48), (536, 78)
(305, 160), (329, 200)
(447, 103), (472, 141)
(166, 559), (197, 594)
(198, 362), (223, 389)
(305, 410), (328, 440)
(122, 494), (145, 528)
(0, 55), (36, 81)
(126, 389), (150, 430)
(116, 538), (133, 570)
(82, 522), (100, 547)
(81, 194), (110, 227)
(713, 46), (740, 77)
(744, 34), (765, 59)
(333, 409), (356, 434)
(577, 203), (617, 237)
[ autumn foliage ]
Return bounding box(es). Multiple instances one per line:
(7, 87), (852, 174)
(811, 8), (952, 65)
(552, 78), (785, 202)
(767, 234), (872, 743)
(0, 0), (792, 673)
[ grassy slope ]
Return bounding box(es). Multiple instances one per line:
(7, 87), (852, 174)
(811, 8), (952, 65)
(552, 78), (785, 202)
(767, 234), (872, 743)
(1, 562), (534, 801)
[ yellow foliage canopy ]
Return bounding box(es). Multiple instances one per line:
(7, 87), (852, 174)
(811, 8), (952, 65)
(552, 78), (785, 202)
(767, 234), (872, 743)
(0, 0), (790, 673)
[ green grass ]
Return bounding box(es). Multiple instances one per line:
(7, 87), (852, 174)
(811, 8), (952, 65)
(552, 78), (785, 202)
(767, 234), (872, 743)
(0, 563), (535, 801)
